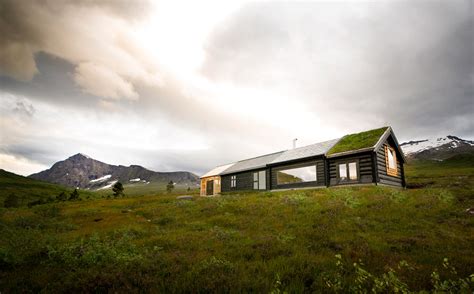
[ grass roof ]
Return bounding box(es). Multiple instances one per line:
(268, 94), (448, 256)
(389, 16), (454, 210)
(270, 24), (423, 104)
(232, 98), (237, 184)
(327, 127), (389, 155)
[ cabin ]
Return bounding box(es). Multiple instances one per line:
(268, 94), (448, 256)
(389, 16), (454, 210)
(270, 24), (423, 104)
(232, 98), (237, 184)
(200, 163), (235, 196)
(200, 126), (406, 196)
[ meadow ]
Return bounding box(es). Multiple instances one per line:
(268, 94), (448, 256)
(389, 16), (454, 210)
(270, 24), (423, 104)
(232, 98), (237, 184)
(0, 158), (473, 292)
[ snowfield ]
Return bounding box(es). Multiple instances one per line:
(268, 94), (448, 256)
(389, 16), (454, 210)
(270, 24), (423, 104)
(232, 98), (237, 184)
(90, 174), (112, 183)
(401, 136), (474, 155)
(97, 180), (118, 190)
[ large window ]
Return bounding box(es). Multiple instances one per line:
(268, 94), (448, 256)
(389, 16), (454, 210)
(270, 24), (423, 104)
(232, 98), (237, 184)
(230, 175), (236, 188)
(253, 171), (266, 190)
(277, 165), (317, 185)
(385, 146), (398, 176)
(338, 162), (358, 182)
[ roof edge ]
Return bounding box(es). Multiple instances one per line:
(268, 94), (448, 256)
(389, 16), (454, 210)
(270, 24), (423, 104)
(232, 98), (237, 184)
(326, 146), (375, 158)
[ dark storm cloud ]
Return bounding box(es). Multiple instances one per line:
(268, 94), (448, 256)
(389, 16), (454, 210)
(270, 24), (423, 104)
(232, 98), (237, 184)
(0, 53), (99, 108)
(202, 1), (474, 140)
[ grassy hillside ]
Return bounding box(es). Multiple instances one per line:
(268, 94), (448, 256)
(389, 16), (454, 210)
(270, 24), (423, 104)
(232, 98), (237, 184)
(0, 161), (473, 292)
(0, 169), (96, 206)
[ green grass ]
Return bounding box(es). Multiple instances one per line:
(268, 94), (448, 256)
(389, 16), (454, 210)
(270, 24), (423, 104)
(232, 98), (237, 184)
(327, 126), (388, 155)
(0, 160), (473, 292)
(0, 169), (97, 206)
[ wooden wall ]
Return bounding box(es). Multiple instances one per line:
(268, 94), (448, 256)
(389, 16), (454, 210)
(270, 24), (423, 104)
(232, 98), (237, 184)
(200, 176), (221, 196)
(375, 137), (404, 187)
(221, 168), (268, 192)
(328, 152), (374, 186)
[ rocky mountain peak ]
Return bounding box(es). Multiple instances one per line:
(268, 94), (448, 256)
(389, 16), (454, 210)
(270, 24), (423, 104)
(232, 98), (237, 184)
(401, 135), (474, 160)
(29, 154), (199, 190)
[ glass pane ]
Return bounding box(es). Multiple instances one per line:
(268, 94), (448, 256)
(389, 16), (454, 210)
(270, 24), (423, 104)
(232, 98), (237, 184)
(348, 162), (357, 180)
(259, 171), (266, 190)
(388, 149), (396, 169)
(253, 181), (258, 189)
(253, 172), (258, 181)
(277, 165), (317, 185)
(339, 164), (347, 180)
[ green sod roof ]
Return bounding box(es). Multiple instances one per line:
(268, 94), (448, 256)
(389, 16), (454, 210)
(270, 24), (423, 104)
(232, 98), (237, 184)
(327, 127), (389, 155)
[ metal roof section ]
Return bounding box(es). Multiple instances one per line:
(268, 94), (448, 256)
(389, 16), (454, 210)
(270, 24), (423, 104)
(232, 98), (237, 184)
(220, 151), (285, 175)
(270, 138), (340, 165)
(200, 162), (235, 178)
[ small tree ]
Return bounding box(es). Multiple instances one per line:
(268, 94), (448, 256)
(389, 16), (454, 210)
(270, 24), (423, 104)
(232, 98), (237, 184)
(166, 181), (174, 193)
(4, 193), (20, 208)
(56, 192), (67, 201)
(69, 189), (79, 201)
(112, 181), (124, 198)
(187, 187), (191, 192)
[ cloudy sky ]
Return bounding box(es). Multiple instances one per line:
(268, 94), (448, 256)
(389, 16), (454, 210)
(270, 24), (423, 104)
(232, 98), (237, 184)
(0, 0), (472, 176)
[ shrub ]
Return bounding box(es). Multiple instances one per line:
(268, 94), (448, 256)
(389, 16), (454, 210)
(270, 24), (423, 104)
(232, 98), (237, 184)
(112, 182), (124, 198)
(56, 192), (67, 201)
(69, 189), (80, 201)
(4, 193), (20, 208)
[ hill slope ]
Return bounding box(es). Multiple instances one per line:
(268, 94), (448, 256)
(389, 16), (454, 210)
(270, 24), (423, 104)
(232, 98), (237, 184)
(0, 169), (87, 205)
(1, 159), (473, 292)
(29, 153), (199, 190)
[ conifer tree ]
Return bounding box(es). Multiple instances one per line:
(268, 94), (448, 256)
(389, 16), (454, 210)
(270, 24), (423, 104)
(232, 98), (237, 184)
(166, 181), (174, 193)
(112, 181), (124, 198)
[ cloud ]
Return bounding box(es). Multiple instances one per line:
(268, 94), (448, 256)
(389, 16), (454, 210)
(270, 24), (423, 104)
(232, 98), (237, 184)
(0, 0), (472, 178)
(13, 99), (36, 117)
(0, 42), (38, 81)
(0, 0), (159, 100)
(74, 62), (138, 100)
(202, 1), (473, 139)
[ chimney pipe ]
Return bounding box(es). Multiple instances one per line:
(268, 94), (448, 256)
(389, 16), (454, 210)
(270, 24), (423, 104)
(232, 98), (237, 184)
(293, 138), (298, 149)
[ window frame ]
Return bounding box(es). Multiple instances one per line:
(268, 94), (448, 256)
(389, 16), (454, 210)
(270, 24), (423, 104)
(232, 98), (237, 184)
(385, 146), (398, 176)
(230, 175), (236, 188)
(253, 170), (266, 190)
(276, 164), (318, 186)
(336, 160), (359, 184)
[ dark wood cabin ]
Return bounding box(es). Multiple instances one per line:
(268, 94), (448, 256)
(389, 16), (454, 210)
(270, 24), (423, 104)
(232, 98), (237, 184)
(201, 127), (406, 195)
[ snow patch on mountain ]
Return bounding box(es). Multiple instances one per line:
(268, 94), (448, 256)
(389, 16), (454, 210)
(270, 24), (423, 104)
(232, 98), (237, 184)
(97, 180), (118, 190)
(401, 136), (474, 155)
(129, 178), (141, 182)
(90, 174), (112, 183)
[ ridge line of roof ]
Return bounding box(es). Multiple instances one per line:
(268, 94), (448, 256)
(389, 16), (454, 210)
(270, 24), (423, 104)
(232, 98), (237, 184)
(235, 150), (286, 162)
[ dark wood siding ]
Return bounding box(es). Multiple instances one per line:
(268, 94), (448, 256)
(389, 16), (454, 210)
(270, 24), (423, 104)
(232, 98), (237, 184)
(221, 168), (269, 192)
(376, 137), (403, 187)
(329, 152), (374, 186)
(270, 159), (325, 190)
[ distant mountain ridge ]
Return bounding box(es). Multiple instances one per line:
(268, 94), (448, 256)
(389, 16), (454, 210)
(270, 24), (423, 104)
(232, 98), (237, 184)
(400, 135), (474, 161)
(29, 153), (199, 189)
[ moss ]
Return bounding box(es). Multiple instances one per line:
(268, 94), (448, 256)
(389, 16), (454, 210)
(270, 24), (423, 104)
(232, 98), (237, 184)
(327, 127), (388, 155)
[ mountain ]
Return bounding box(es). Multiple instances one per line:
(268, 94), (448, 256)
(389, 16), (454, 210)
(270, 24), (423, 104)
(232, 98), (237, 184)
(400, 135), (474, 161)
(29, 153), (199, 190)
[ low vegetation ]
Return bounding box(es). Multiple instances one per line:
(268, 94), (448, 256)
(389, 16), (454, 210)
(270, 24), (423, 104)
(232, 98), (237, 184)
(327, 127), (388, 155)
(0, 169), (97, 207)
(0, 159), (473, 292)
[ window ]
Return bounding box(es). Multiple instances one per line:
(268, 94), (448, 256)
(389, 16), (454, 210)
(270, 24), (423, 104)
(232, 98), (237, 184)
(277, 165), (317, 185)
(348, 162), (357, 180)
(230, 175), (236, 188)
(385, 146), (398, 176)
(253, 171), (266, 190)
(338, 164), (347, 181)
(338, 161), (358, 182)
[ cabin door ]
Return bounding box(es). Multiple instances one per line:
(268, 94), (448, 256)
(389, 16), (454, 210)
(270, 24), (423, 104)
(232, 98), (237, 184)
(206, 180), (214, 195)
